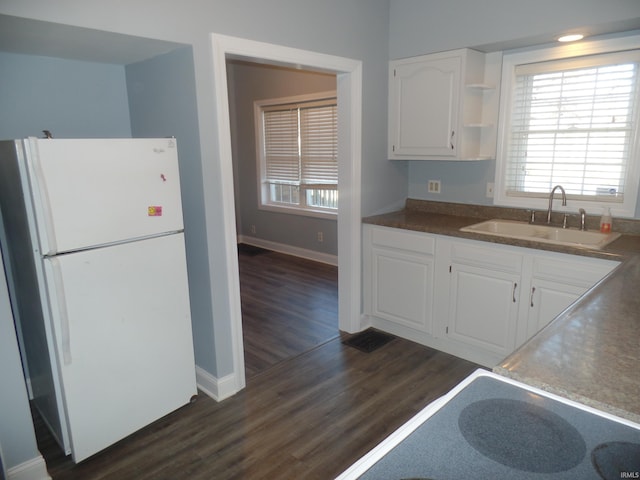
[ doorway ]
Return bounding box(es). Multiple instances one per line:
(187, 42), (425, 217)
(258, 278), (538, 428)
(211, 33), (362, 392)
(226, 59), (339, 377)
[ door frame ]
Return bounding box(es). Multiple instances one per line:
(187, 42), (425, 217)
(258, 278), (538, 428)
(210, 33), (363, 392)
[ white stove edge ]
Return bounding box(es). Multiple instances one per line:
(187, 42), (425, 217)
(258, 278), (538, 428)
(334, 368), (640, 480)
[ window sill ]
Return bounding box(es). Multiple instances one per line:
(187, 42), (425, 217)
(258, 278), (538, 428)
(259, 203), (337, 220)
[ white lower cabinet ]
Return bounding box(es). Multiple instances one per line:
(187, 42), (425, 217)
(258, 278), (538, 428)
(526, 279), (585, 337)
(521, 254), (619, 344)
(446, 241), (522, 357)
(363, 225), (619, 367)
(364, 225), (435, 333)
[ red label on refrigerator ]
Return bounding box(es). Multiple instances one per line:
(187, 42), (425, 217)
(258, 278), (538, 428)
(148, 206), (163, 216)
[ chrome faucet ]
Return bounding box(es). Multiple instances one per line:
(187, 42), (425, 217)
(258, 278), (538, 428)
(579, 208), (587, 231)
(547, 185), (567, 224)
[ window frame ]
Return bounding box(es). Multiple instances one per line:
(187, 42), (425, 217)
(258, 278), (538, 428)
(254, 91), (338, 219)
(494, 34), (640, 218)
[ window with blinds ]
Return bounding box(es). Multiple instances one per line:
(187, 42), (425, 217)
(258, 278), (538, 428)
(257, 94), (338, 214)
(495, 38), (640, 217)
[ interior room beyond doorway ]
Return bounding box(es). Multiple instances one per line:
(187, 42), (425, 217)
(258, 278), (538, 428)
(226, 58), (339, 376)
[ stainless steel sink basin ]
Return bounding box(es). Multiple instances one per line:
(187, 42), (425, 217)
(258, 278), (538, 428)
(460, 219), (621, 250)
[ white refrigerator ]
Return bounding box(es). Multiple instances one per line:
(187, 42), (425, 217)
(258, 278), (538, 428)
(0, 137), (197, 463)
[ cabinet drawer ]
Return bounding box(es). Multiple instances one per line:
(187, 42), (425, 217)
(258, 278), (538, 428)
(450, 241), (522, 273)
(371, 226), (435, 255)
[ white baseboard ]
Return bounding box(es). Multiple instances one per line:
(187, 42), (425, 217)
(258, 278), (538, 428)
(7, 456), (50, 480)
(195, 366), (238, 402)
(237, 235), (338, 266)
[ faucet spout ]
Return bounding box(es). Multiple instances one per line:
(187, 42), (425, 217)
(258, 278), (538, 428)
(579, 208), (587, 231)
(547, 185), (567, 224)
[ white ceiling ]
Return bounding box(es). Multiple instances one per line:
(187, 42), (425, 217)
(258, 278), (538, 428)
(0, 14), (186, 65)
(474, 18), (640, 52)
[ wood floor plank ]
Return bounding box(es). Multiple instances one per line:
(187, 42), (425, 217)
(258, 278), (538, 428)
(34, 248), (482, 479)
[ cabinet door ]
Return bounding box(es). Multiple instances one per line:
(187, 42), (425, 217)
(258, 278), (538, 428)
(371, 247), (434, 333)
(524, 254), (618, 339)
(528, 280), (585, 335)
(43, 233), (196, 461)
(389, 55), (460, 158)
(448, 262), (520, 356)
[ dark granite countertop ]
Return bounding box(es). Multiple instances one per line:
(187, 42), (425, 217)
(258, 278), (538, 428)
(363, 199), (640, 423)
(496, 255), (640, 424)
(363, 199), (640, 260)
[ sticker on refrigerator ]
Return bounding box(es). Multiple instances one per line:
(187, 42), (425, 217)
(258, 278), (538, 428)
(148, 206), (163, 216)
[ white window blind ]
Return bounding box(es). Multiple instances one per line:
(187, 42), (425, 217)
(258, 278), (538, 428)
(300, 103), (338, 187)
(263, 108), (299, 184)
(505, 51), (640, 203)
(260, 95), (338, 212)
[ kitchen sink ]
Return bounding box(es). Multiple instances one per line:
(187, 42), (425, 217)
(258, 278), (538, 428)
(460, 219), (621, 250)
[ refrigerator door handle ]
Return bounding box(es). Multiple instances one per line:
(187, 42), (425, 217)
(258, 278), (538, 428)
(48, 257), (72, 365)
(24, 137), (57, 255)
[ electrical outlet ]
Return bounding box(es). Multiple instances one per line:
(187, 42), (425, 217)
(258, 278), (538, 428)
(250, 225), (256, 234)
(317, 231), (324, 242)
(428, 180), (441, 194)
(486, 182), (494, 198)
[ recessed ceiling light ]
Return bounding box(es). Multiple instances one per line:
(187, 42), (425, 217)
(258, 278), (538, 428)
(558, 34), (584, 43)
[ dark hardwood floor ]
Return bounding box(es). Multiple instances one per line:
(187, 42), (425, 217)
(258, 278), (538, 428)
(35, 248), (481, 479)
(238, 245), (339, 377)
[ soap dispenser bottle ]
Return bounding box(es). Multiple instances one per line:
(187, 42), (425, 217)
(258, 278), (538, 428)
(600, 207), (612, 233)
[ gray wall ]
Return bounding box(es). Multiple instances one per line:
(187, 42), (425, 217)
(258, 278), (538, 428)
(228, 61), (338, 255)
(389, 0), (640, 217)
(0, 46), (221, 396)
(125, 47), (216, 373)
(0, 246), (40, 472)
(0, 51), (132, 139)
(0, 0), (397, 385)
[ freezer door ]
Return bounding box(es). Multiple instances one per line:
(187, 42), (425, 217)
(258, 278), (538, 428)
(43, 233), (196, 462)
(24, 138), (184, 255)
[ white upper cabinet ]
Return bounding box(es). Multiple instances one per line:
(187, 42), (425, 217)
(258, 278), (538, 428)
(388, 48), (499, 161)
(389, 53), (460, 158)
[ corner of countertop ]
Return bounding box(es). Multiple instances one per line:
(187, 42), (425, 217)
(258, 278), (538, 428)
(494, 366), (640, 425)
